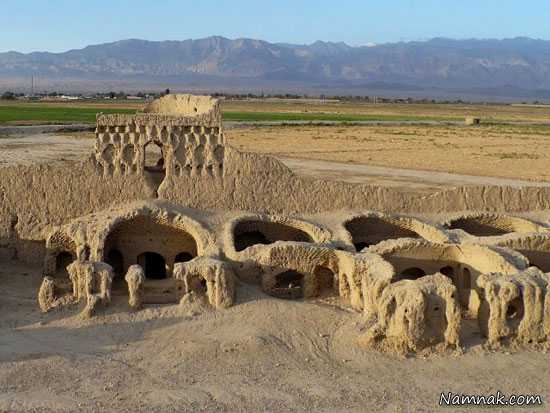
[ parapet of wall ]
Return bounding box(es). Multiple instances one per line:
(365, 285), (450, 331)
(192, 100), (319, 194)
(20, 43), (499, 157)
(98, 94), (221, 128)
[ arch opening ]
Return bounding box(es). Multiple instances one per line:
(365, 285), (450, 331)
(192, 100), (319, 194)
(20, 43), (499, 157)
(175, 252), (194, 264)
(399, 267), (426, 281)
(447, 217), (511, 237)
(137, 252), (167, 280)
(314, 266), (336, 296)
(234, 220), (313, 252)
(106, 249), (124, 281)
(506, 296), (524, 329)
(345, 216), (421, 252)
(55, 251), (74, 278)
(270, 270), (305, 299)
(144, 141), (165, 173)
(103, 215), (198, 278)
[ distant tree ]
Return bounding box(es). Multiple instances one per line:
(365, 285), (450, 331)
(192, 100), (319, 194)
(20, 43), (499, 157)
(1, 91), (16, 100)
(164, 88), (170, 96)
(108, 91), (116, 99)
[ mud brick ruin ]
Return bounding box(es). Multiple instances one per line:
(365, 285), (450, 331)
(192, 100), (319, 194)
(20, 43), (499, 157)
(3, 94), (550, 355)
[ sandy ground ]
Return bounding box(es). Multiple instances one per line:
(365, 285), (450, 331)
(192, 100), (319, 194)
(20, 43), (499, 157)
(0, 134), (94, 166)
(221, 100), (550, 122)
(1, 262), (550, 413)
(227, 124), (550, 182)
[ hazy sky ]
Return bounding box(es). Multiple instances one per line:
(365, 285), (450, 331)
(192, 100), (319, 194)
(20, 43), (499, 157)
(2, 0), (550, 53)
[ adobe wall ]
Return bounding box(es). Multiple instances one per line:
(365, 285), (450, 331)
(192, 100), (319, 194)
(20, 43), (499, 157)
(160, 146), (550, 214)
(3, 93), (550, 263)
(3, 136), (550, 263)
(0, 161), (155, 262)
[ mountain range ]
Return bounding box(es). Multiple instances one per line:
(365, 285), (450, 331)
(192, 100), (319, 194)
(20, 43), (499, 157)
(2, 36), (550, 99)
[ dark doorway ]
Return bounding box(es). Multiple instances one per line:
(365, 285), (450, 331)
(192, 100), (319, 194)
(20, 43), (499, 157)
(137, 252), (167, 279)
(55, 252), (74, 277)
(399, 267), (426, 280)
(314, 266), (335, 295)
(506, 296), (524, 329)
(462, 268), (472, 289)
(106, 249), (124, 280)
(271, 270), (305, 299)
(440, 266), (455, 278)
(174, 252), (194, 263)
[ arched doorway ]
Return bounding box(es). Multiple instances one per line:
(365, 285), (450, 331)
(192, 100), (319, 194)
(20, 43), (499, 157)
(137, 252), (167, 280)
(144, 141), (165, 173)
(106, 249), (124, 280)
(143, 141), (166, 192)
(271, 270), (305, 299)
(55, 251), (74, 278)
(103, 215), (199, 280)
(313, 266), (335, 296)
(174, 252), (194, 264)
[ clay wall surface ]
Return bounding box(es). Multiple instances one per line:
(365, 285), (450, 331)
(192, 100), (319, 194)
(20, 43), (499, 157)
(0, 160), (155, 262)
(4, 142), (550, 263)
(3, 93), (550, 267)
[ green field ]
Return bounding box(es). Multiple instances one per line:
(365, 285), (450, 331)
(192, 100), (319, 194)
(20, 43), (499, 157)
(0, 105), (135, 124)
(0, 104), (460, 125)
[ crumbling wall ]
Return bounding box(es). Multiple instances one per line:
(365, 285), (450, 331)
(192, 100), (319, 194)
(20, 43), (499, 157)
(444, 213), (547, 237)
(143, 94), (221, 123)
(370, 239), (525, 316)
(0, 160), (154, 263)
(360, 274), (461, 354)
(94, 124), (225, 180)
(343, 212), (450, 251)
(477, 268), (550, 346)
(494, 233), (550, 272)
(38, 260), (114, 318)
(160, 145), (550, 215)
(173, 257), (235, 309)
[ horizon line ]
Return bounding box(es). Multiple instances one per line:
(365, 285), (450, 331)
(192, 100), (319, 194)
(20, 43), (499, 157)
(2, 35), (550, 55)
